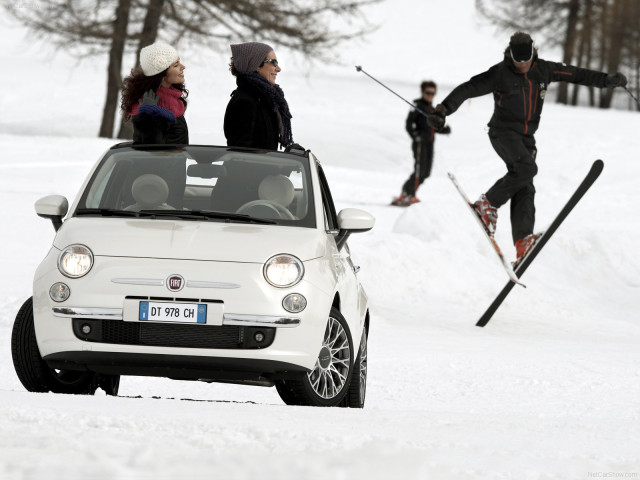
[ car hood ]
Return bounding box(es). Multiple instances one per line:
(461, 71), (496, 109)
(53, 217), (326, 262)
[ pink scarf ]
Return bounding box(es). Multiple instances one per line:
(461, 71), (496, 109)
(130, 86), (185, 117)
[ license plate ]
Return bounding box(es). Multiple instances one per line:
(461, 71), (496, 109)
(139, 301), (207, 324)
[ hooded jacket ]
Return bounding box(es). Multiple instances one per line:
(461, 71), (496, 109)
(440, 54), (608, 137)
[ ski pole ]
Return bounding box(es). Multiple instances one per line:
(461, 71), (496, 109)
(355, 65), (430, 118)
(623, 86), (640, 107)
(413, 141), (421, 197)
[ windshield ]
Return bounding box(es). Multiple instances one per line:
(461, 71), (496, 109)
(75, 145), (316, 228)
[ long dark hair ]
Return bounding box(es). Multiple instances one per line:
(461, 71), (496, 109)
(120, 66), (189, 120)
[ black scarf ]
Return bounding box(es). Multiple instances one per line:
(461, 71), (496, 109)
(238, 72), (293, 148)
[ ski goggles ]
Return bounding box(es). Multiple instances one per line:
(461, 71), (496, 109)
(510, 43), (534, 63)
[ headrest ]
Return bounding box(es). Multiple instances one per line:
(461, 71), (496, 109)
(131, 174), (170, 208)
(258, 175), (294, 207)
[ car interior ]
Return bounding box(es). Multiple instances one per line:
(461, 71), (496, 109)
(77, 147), (315, 226)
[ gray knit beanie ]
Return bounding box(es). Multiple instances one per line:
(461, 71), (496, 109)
(230, 42), (274, 73)
(140, 42), (179, 76)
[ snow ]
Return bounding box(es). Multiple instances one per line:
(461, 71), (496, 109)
(1, 1), (640, 479)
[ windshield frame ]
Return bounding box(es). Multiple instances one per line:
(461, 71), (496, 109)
(73, 145), (317, 228)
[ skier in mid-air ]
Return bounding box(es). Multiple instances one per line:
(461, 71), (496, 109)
(427, 31), (627, 265)
(392, 80), (450, 206)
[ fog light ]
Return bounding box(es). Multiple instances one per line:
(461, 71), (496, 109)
(49, 283), (70, 302)
(254, 331), (265, 343)
(81, 323), (92, 335)
(282, 293), (307, 313)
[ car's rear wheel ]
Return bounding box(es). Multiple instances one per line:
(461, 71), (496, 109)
(11, 297), (119, 396)
(276, 307), (354, 407)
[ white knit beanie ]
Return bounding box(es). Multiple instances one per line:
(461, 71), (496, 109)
(140, 42), (179, 76)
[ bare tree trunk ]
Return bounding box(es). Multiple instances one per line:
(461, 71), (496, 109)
(572, 0), (593, 106)
(117, 0), (166, 139)
(600, 0), (626, 108)
(557, 0), (581, 104)
(596, 0), (609, 108)
(99, 0), (132, 138)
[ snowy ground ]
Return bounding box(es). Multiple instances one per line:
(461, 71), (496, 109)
(1, 1), (640, 479)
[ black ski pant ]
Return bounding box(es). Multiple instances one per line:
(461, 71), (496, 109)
(485, 130), (538, 244)
(402, 140), (434, 196)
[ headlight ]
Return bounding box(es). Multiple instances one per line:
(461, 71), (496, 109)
(58, 244), (94, 278)
(263, 254), (304, 288)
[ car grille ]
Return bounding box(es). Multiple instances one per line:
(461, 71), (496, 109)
(71, 319), (275, 349)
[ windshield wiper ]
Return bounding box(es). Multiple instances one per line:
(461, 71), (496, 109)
(188, 210), (277, 224)
(75, 208), (140, 217)
(74, 208), (276, 224)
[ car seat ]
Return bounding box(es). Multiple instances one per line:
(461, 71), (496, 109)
(125, 174), (174, 211)
(235, 175), (296, 220)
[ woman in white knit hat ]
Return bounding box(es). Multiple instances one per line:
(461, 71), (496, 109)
(224, 42), (294, 150)
(121, 42), (189, 144)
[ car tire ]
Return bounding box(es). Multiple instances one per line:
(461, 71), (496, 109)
(275, 307), (354, 407)
(340, 327), (368, 408)
(11, 297), (120, 396)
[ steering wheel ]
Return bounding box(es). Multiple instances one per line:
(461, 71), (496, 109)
(236, 200), (296, 220)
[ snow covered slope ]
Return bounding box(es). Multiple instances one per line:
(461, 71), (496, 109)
(1, 1), (639, 478)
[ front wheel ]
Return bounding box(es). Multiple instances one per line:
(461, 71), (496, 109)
(340, 326), (368, 408)
(11, 297), (119, 396)
(276, 307), (354, 407)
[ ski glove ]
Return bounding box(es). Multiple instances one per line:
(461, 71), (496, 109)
(139, 89), (159, 105)
(427, 104), (448, 131)
(606, 72), (627, 88)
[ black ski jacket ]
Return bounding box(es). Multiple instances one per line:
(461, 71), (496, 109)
(440, 55), (608, 137)
(132, 114), (189, 144)
(406, 98), (450, 142)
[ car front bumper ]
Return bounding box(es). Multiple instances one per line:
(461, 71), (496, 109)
(33, 253), (339, 376)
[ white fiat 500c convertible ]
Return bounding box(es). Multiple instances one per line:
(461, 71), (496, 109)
(11, 144), (375, 407)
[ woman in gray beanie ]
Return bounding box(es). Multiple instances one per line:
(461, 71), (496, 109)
(223, 42), (294, 150)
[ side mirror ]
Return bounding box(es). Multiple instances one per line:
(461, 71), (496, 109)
(335, 208), (375, 250)
(35, 195), (69, 232)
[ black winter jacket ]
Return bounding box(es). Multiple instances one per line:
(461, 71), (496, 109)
(132, 111), (189, 144)
(441, 56), (608, 137)
(224, 76), (279, 150)
(406, 98), (450, 142)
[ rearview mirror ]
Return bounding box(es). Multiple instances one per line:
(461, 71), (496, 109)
(187, 163), (227, 179)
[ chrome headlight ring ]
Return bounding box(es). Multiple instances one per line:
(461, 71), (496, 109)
(58, 244), (94, 278)
(263, 254), (304, 288)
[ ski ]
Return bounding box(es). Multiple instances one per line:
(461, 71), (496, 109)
(448, 172), (526, 287)
(476, 159), (604, 327)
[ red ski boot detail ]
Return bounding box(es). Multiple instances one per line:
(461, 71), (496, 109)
(514, 233), (542, 267)
(472, 194), (498, 234)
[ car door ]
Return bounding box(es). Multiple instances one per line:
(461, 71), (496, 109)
(316, 164), (361, 327)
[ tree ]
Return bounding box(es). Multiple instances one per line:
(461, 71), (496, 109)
(475, 0), (638, 110)
(5, 0), (381, 138)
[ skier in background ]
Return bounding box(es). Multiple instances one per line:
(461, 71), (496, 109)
(392, 80), (451, 206)
(427, 31), (627, 264)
